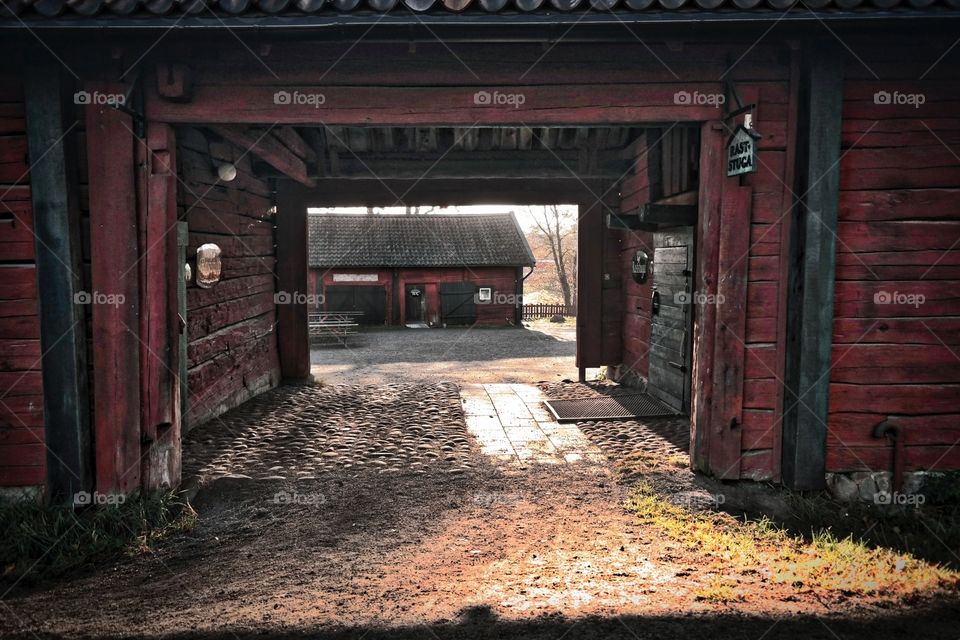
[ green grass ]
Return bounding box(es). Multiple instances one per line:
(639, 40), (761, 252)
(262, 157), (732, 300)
(0, 491), (196, 586)
(625, 481), (959, 600)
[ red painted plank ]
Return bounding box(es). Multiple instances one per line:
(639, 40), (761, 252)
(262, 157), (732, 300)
(85, 83), (142, 494)
(690, 123), (724, 472)
(710, 184), (753, 479)
(829, 383), (960, 414)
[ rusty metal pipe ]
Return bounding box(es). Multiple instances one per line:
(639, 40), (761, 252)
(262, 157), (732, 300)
(872, 420), (905, 492)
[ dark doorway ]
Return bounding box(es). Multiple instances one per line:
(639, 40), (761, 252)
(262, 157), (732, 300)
(325, 285), (387, 325)
(439, 281), (478, 326)
(405, 285), (426, 323)
(647, 227), (695, 413)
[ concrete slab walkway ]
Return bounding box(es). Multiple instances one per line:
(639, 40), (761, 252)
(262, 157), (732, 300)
(460, 383), (606, 466)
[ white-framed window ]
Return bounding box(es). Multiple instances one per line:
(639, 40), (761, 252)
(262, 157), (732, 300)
(477, 287), (493, 302)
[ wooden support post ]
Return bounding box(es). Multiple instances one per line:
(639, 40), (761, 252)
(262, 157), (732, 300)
(85, 83), (142, 495)
(708, 185), (753, 479)
(23, 60), (91, 503)
(689, 122), (724, 473)
(139, 122), (181, 491)
(276, 182), (310, 381)
(782, 44), (844, 490)
(576, 196), (604, 370)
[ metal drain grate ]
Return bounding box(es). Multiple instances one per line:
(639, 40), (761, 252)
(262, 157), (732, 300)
(543, 394), (677, 423)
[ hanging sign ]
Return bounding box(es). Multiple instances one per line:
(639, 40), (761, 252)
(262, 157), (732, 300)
(333, 273), (379, 283)
(726, 125), (758, 177)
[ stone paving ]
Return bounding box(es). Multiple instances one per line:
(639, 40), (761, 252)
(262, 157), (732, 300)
(460, 383), (607, 466)
(182, 382), (476, 483)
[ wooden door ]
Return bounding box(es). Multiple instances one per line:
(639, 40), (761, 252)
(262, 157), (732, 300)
(648, 227), (695, 412)
(405, 285), (425, 322)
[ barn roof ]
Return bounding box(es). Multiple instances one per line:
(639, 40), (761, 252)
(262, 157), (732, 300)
(308, 213), (537, 268)
(2, 0), (955, 21)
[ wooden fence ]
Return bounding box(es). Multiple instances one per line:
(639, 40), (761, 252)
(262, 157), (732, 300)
(522, 304), (575, 320)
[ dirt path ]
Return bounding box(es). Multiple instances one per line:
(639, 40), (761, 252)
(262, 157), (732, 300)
(2, 383), (957, 639)
(310, 322), (598, 385)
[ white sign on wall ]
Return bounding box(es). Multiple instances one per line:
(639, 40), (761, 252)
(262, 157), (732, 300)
(726, 125), (758, 177)
(332, 273), (379, 282)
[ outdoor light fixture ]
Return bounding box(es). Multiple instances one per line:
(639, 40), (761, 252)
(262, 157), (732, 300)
(217, 162), (238, 182)
(631, 249), (650, 284)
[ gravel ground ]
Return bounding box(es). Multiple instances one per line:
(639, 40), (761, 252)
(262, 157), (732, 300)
(310, 322), (597, 385)
(3, 383), (959, 639)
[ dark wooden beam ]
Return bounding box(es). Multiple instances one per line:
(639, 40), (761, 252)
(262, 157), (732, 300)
(209, 125), (316, 188)
(576, 187), (605, 369)
(23, 58), (91, 504)
(609, 203), (698, 230)
(274, 127), (317, 165)
(276, 181), (311, 381)
(782, 44), (844, 491)
(147, 84), (720, 126)
(297, 178), (597, 207)
(252, 149), (626, 181)
(85, 81), (142, 495)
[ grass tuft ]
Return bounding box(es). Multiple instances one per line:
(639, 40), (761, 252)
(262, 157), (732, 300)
(0, 491), (196, 586)
(625, 481), (958, 600)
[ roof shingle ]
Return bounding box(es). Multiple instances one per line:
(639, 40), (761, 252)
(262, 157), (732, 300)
(308, 213), (537, 268)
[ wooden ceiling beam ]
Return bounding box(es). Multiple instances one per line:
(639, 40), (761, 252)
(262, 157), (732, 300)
(209, 125), (316, 187)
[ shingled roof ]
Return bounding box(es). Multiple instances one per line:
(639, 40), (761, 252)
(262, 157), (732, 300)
(308, 213), (536, 268)
(3, 0), (956, 20)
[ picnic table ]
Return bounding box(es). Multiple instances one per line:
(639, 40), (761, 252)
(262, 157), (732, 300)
(308, 311), (363, 346)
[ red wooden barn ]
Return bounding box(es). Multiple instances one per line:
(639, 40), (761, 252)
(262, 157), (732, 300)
(307, 213), (535, 327)
(0, 0), (958, 501)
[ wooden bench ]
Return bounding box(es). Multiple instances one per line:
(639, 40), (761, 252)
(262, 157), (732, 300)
(308, 312), (362, 347)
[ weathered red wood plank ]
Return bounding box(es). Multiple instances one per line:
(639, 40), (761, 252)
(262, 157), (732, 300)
(833, 280), (960, 318)
(710, 184), (752, 479)
(831, 344), (960, 384)
(0, 442), (45, 467)
(829, 383), (960, 414)
(0, 465), (45, 486)
(832, 317), (960, 346)
(85, 83), (142, 494)
(0, 395), (43, 428)
(690, 123), (723, 473)
(828, 413), (960, 448)
(827, 445), (960, 473)
(742, 409), (777, 451)
(740, 449), (776, 481)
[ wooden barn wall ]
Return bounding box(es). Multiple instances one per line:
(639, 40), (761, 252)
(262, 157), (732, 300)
(311, 268), (393, 320)
(827, 46), (960, 473)
(179, 128), (280, 428)
(0, 72), (45, 488)
(396, 266), (519, 326)
(617, 133), (654, 380)
(613, 77), (792, 482)
(737, 80), (792, 481)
